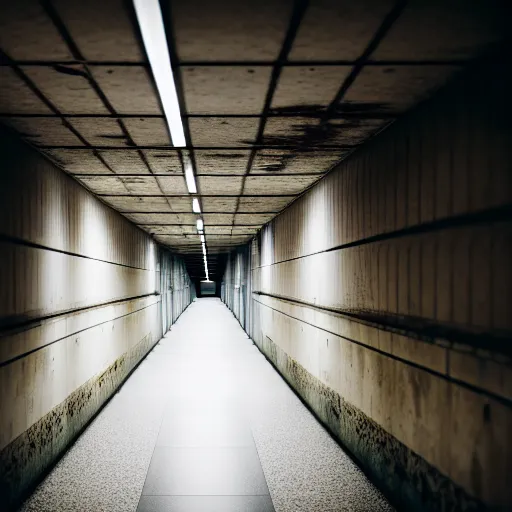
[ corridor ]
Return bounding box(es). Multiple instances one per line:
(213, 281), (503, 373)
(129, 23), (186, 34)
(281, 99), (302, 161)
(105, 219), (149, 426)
(19, 299), (392, 512)
(1, 1), (511, 510)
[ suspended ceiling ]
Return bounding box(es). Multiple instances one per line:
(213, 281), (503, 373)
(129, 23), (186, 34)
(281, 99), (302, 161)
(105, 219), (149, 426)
(0, 0), (508, 280)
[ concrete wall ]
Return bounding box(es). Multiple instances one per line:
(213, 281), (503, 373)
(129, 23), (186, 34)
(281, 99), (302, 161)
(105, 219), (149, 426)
(222, 55), (512, 511)
(0, 127), (194, 510)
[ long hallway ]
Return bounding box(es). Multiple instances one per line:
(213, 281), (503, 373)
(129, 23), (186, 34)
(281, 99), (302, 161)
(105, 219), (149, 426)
(19, 299), (392, 512)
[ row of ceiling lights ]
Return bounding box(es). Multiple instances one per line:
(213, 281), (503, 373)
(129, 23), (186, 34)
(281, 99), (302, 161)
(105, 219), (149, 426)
(134, 0), (210, 281)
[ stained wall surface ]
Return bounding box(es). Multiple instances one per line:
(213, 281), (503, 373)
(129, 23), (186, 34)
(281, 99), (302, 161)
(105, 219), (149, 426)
(222, 55), (512, 510)
(0, 127), (194, 509)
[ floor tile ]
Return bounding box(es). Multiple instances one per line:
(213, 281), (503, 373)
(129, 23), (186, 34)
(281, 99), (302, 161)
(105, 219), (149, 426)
(156, 413), (254, 447)
(142, 447), (270, 496)
(137, 495), (275, 512)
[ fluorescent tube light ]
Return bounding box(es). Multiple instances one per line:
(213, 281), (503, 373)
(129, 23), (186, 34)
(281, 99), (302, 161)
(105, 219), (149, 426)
(133, 0), (186, 147)
(184, 159), (197, 194)
(196, 219), (204, 231)
(192, 198), (201, 213)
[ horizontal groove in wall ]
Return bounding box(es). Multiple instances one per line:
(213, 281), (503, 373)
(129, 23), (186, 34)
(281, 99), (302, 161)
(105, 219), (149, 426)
(253, 291), (512, 359)
(0, 299), (161, 368)
(0, 233), (155, 272)
(0, 293), (159, 337)
(252, 296), (512, 408)
(251, 203), (512, 270)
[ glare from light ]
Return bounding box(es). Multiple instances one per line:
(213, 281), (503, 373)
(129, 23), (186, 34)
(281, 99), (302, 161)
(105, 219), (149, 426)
(196, 219), (204, 231)
(184, 159), (197, 194)
(200, 234), (205, 243)
(192, 198), (201, 213)
(133, 0), (186, 147)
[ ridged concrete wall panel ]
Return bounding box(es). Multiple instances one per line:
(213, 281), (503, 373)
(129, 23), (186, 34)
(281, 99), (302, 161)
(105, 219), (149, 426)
(0, 128), (194, 510)
(223, 57), (512, 510)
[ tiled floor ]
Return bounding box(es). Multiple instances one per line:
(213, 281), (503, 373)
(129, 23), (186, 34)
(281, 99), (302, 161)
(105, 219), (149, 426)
(20, 298), (393, 512)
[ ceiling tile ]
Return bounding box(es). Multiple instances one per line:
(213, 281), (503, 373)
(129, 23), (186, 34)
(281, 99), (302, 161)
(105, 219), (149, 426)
(203, 214), (234, 225)
(75, 176), (128, 194)
(1, 117), (83, 146)
(102, 196), (171, 213)
(289, 0), (395, 61)
(90, 66), (162, 114)
(165, 196), (195, 212)
(173, 0), (293, 61)
(124, 118), (170, 146)
(325, 118), (389, 145)
(244, 175), (320, 195)
(0, 1), (72, 60)
(99, 150), (149, 174)
(373, 0), (509, 60)
(42, 149), (108, 174)
(198, 176), (243, 194)
(194, 150), (251, 174)
(204, 226), (233, 235)
(22, 66), (108, 114)
(232, 227), (259, 235)
(123, 213), (196, 224)
(238, 196), (292, 212)
(234, 213), (275, 225)
(156, 176), (188, 195)
(69, 118), (129, 146)
(263, 117), (386, 147)
(343, 65), (461, 113)
(251, 149), (344, 174)
(119, 176), (163, 195)
(54, 0), (144, 62)
(143, 150), (182, 174)
(182, 67), (271, 114)
(207, 234), (252, 244)
(142, 225), (196, 235)
(188, 117), (258, 147)
(271, 67), (350, 113)
(154, 235), (201, 247)
(262, 117), (323, 147)
(0, 68), (52, 114)
(202, 198), (238, 213)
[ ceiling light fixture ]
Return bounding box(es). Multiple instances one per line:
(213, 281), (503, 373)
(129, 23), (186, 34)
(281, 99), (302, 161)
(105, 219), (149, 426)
(196, 219), (204, 231)
(192, 198), (201, 213)
(184, 155), (197, 194)
(133, 0), (186, 147)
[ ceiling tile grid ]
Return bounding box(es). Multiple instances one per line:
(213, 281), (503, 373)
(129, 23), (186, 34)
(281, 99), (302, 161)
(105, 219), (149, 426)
(0, 0), (507, 278)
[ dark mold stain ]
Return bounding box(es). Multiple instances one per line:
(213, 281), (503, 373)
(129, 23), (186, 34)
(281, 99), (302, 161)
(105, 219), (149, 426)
(258, 335), (487, 512)
(52, 65), (88, 78)
(0, 335), (154, 512)
(99, 134), (127, 140)
(269, 104), (325, 116)
(247, 115), (379, 151)
(207, 153), (244, 159)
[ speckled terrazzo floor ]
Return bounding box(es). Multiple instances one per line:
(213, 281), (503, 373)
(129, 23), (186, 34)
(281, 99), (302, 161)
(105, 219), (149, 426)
(20, 298), (393, 512)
